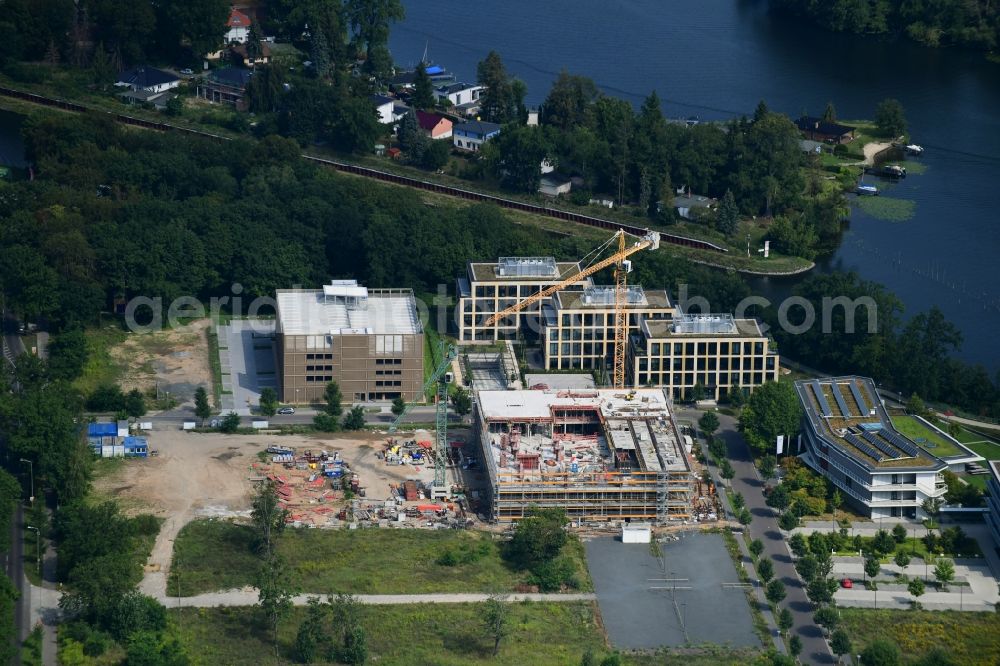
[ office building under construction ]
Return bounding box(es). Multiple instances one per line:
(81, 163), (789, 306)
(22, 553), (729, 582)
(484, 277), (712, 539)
(474, 388), (693, 523)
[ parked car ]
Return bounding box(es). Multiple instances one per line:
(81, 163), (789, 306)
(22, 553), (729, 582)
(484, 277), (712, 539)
(841, 578), (853, 589)
(277, 407), (295, 415)
(179, 68), (194, 76)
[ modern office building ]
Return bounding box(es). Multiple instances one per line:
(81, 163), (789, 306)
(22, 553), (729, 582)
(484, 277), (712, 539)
(543, 286), (675, 371)
(276, 281), (423, 404)
(456, 257), (591, 343)
(475, 388), (693, 523)
(986, 461), (1000, 547)
(794, 376), (947, 519)
(455, 257), (778, 393)
(630, 314), (778, 400)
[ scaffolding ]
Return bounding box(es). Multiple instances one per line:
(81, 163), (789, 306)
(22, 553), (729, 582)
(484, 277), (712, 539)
(475, 389), (693, 523)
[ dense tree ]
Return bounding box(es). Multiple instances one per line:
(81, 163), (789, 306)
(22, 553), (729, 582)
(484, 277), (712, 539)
(934, 558), (955, 589)
(740, 381), (803, 456)
(194, 387), (212, 424)
(476, 51), (524, 124)
(716, 189), (739, 236)
(830, 628), (852, 658)
(864, 554), (881, 581)
(47, 328), (89, 381)
(540, 71), (599, 131)
(125, 389), (147, 418)
(484, 125), (549, 193)
(251, 481), (289, 557)
(875, 98), (907, 137)
(342, 405), (366, 430)
(259, 387), (279, 417)
(310, 25), (331, 79)
(390, 396), (407, 417)
(765, 579), (786, 604)
(451, 387), (472, 416)
(766, 484), (790, 512)
(344, 0), (404, 70)
(219, 411), (241, 433)
(506, 507), (567, 569)
(749, 538), (764, 559)
(698, 411), (720, 437)
(757, 557), (774, 584)
(861, 638), (902, 666)
(412, 62), (436, 110)
(295, 597), (329, 664)
(156, 0), (229, 60)
(777, 607), (793, 633)
(246, 66), (287, 113)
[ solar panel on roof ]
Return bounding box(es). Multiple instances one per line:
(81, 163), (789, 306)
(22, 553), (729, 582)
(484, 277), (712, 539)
(861, 430), (903, 459)
(845, 433), (885, 462)
(832, 383), (854, 417)
(884, 430), (921, 457)
(849, 382), (869, 414)
(810, 381), (832, 417)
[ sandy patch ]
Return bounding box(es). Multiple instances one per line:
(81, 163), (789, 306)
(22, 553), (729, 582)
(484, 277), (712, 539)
(108, 319), (212, 405)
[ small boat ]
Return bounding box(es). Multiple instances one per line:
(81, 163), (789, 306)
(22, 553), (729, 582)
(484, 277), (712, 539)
(870, 164), (906, 179)
(856, 184), (879, 196)
(905, 144), (924, 155)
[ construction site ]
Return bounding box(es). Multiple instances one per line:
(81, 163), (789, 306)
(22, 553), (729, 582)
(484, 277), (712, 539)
(474, 388), (696, 523)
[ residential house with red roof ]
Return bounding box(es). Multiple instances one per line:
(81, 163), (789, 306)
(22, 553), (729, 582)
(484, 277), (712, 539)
(416, 111), (453, 140)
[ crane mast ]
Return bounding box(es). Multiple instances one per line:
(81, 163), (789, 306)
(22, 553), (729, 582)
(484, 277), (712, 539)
(483, 229), (659, 390)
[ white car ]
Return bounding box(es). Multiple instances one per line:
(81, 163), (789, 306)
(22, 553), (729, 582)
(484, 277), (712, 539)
(277, 407), (295, 415)
(179, 68), (194, 76)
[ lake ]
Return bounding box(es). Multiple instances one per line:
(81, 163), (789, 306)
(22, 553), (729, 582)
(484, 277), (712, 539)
(390, 0), (1000, 372)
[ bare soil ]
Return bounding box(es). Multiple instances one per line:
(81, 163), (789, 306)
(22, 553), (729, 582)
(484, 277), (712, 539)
(109, 319), (212, 405)
(94, 428), (444, 595)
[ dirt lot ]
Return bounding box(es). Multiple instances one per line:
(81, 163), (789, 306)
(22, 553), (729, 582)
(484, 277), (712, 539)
(109, 319), (212, 406)
(94, 428), (443, 592)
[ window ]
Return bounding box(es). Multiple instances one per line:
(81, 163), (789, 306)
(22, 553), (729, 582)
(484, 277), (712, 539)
(376, 335), (403, 354)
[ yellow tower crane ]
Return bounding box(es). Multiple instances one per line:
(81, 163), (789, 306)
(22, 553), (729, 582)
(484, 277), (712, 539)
(484, 229), (660, 389)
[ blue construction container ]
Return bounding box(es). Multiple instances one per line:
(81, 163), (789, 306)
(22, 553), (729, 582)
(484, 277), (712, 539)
(122, 436), (148, 458)
(88, 422), (118, 437)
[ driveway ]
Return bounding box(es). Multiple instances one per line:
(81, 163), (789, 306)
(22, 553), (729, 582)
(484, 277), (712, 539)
(677, 407), (835, 664)
(217, 320), (276, 415)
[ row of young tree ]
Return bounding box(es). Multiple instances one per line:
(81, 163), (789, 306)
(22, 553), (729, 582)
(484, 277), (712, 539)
(770, 0), (1000, 51)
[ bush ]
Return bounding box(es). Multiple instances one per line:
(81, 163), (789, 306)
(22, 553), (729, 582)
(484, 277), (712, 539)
(779, 511), (799, 531)
(528, 555), (578, 591)
(130, 514), (161, 537)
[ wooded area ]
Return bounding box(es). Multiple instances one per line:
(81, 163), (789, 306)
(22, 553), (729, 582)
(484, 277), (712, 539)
(771, 0), (1000, 50)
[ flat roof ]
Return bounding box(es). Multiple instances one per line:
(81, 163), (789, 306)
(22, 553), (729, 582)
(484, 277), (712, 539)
(642, 316), (762, 338)
(277, 284), (421, 336)
(478, 388), (689, 477)
(555, 287), (672, 311)
(795, 376), (945, 471)
(469, 259), (585, 282)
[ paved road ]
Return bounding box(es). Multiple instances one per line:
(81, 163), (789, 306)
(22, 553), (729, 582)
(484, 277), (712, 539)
(679, 407), (835, 665)
(7, 504), (29, 650)
(145, 404), (447, 429)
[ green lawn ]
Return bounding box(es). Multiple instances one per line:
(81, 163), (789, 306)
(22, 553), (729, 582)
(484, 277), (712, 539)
(891, 415), (964, 457)
(963, 440), (1000, 461)
(173, 603), (762, 666)
(73, 324), (129, 397)
(961, 474), (989, 491)
(838, 608), (1000, 665)
(170, 520), (592, 596)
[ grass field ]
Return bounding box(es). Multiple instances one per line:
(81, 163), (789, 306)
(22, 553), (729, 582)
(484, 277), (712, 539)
(838, 608), (1000, 666)
(170, 520), (592, 596)
(891, 415), (964, 457)
(173, 603), (764, 666)
(73, 324), (129, 396)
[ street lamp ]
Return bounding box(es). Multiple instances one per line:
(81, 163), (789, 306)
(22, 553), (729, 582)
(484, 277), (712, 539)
(19, 458), (33, 504)
(25, 525), (40, 575)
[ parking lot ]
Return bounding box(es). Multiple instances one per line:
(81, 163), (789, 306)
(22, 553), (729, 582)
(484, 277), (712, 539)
(585, 532), (758, 649)
(217, 320), (277, 414)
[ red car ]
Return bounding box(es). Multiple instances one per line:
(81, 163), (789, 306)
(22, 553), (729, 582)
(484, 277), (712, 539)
(841, 578), (853, 589)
